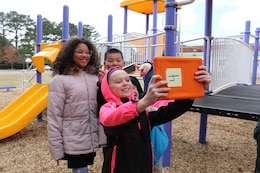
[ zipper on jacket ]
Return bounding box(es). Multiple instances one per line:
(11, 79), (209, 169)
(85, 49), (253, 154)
(83, 73), (95, 152)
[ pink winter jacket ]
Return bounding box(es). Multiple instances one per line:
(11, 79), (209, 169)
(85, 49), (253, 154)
(100, 68), (139, 127)
(47, 72), (99, 160)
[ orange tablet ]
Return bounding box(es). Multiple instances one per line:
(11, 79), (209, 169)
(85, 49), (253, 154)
(154, 56), (204, 100)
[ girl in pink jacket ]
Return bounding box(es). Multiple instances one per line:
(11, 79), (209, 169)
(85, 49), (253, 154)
(99, 66), (210, 173)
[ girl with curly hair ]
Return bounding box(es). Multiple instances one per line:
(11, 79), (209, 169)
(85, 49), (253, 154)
(47, 36), (100, 173)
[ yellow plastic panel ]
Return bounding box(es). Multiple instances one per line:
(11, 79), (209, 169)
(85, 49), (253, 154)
(0, 83), (48, 140)
(32, 40), (62, 73)
(120, 0), (165, 14)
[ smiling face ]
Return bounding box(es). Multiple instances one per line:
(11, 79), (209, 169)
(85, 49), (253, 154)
(73, 43), (92, 69)
(108, 70), (133, 98)
(104, 53), (125, 69)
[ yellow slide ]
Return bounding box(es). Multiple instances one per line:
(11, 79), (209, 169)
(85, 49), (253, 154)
(0, 83), (48, 140)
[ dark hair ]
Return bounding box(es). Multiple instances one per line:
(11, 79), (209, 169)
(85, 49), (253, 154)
(52, 36), (100, 76)
(104, 48), (124, 61)
(107, 67), (120, 81)
(130, 76), (143, 97)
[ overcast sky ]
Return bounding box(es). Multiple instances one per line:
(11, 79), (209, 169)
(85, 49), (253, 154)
(0, 0), (259, 42)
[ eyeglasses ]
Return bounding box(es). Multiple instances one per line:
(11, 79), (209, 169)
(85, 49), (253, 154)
(74, 50), (93, 56)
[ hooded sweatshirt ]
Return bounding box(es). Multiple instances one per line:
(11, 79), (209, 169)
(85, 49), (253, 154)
(99, 66), (194, 173)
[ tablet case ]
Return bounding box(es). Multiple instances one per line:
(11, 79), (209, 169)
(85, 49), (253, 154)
(154, 56), (205, 100)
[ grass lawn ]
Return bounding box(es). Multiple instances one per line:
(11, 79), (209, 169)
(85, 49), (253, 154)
(0, 70), (52, 89)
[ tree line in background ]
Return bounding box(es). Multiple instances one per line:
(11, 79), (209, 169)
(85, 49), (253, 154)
(0, 11), (100, 68)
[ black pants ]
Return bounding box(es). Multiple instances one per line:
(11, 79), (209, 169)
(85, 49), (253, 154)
(63, 152), (96, 168)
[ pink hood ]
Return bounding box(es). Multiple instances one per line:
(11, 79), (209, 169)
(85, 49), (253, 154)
(101, 66), (133, 104)
(100, 66), (139, 127)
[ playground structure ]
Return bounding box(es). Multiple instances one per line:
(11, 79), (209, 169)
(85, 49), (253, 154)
(0, 6), (70, 140)
(0, 0), (260, 168)
(95, 0), (260, 165)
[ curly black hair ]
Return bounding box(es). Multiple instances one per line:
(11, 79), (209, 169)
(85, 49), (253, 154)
(52, 36), (100, 76)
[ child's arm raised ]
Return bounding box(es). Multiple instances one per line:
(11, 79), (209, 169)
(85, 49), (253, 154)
(137, 75), (170, 113)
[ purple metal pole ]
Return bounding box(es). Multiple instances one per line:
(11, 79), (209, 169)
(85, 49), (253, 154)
(244, 20), (251, 44)
(162, 0), (177, 167)
(36, 15), (42, 84)
(164, 0), (176, 56)
(36, 15), (43, 121)
(107, 15), (113, 50)
(146, 14), (149, 35)
(151, 0), (158, 60)
(123, 6), (128, 34)
(252, 28), (260, 85)
(62, 5), (69, 43)
(199, 0), (213, 144)
(78, 21), (83, 37)
(36, 15), (42, 45)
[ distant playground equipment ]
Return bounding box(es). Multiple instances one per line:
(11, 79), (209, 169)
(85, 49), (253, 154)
(0, 86), (16, 92)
